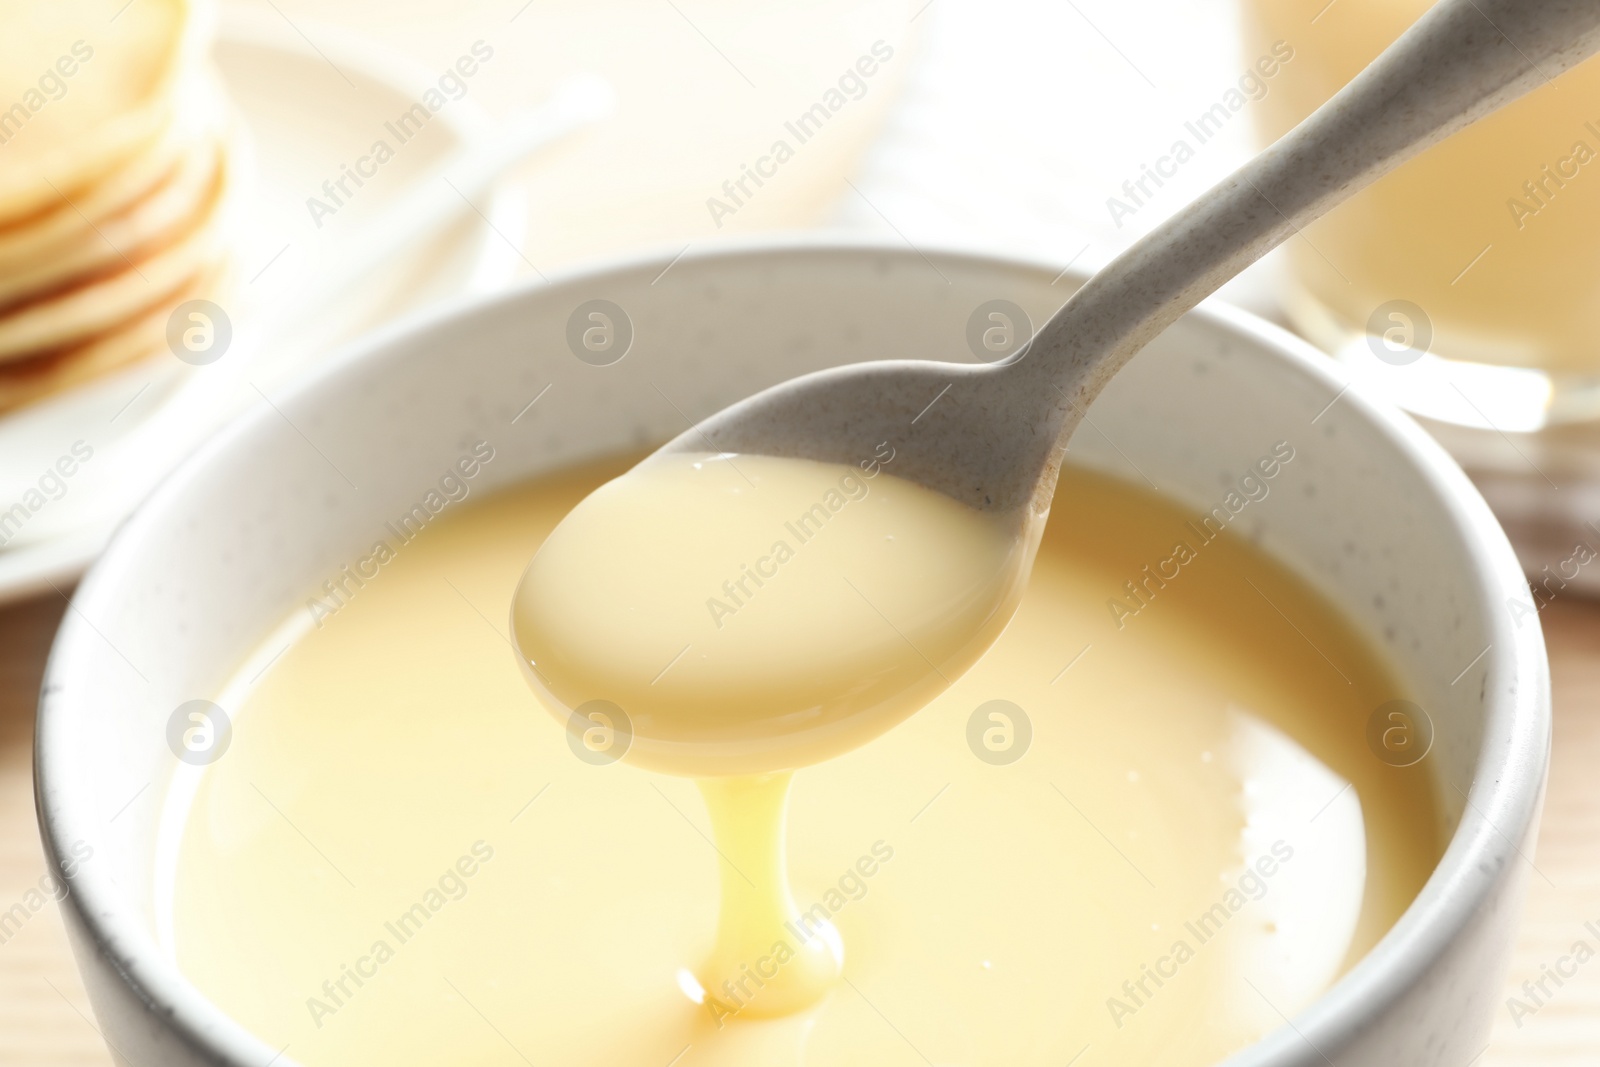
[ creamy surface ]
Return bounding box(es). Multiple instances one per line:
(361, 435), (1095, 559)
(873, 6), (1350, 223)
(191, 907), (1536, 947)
(512, 451), (1033, 778)
(170, 454), (1441, 1067)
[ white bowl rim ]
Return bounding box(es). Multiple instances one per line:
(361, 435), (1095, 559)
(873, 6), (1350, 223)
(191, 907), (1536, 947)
(34, 231), (1550, 1066)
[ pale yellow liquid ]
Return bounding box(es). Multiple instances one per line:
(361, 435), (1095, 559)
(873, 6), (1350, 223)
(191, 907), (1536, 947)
(511, 451), (1034, 778)
(170, 455), (1441, 1066)
(510, 451), (1035, 1012)
(1246, 0), (1600, 373)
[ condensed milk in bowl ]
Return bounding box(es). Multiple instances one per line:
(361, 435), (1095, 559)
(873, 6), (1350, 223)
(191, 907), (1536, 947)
(36, 238), (1548, 1067)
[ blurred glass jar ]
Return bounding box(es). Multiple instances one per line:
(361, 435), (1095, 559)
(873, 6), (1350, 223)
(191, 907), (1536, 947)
(1242, 0), (1600, 429)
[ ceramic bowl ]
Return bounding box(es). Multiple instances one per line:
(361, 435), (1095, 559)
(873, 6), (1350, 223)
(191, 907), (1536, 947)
(35, 237), (1548, 1066)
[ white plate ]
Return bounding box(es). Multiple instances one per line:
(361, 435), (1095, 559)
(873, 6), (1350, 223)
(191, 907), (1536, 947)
(0, 9), (528, 604)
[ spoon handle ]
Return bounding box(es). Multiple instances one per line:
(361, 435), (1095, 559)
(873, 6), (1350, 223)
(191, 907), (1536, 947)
(1022, 0), (1600, 417)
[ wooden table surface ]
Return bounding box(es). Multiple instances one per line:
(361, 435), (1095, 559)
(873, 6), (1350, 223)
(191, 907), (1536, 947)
(3, 589), (1598, 1065)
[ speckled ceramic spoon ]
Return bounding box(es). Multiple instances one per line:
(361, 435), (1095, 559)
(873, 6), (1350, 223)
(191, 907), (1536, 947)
(660, 0), (1600, 521)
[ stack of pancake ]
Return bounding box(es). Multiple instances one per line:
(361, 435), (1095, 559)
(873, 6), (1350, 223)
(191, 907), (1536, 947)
(0, 0), (240, 414)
